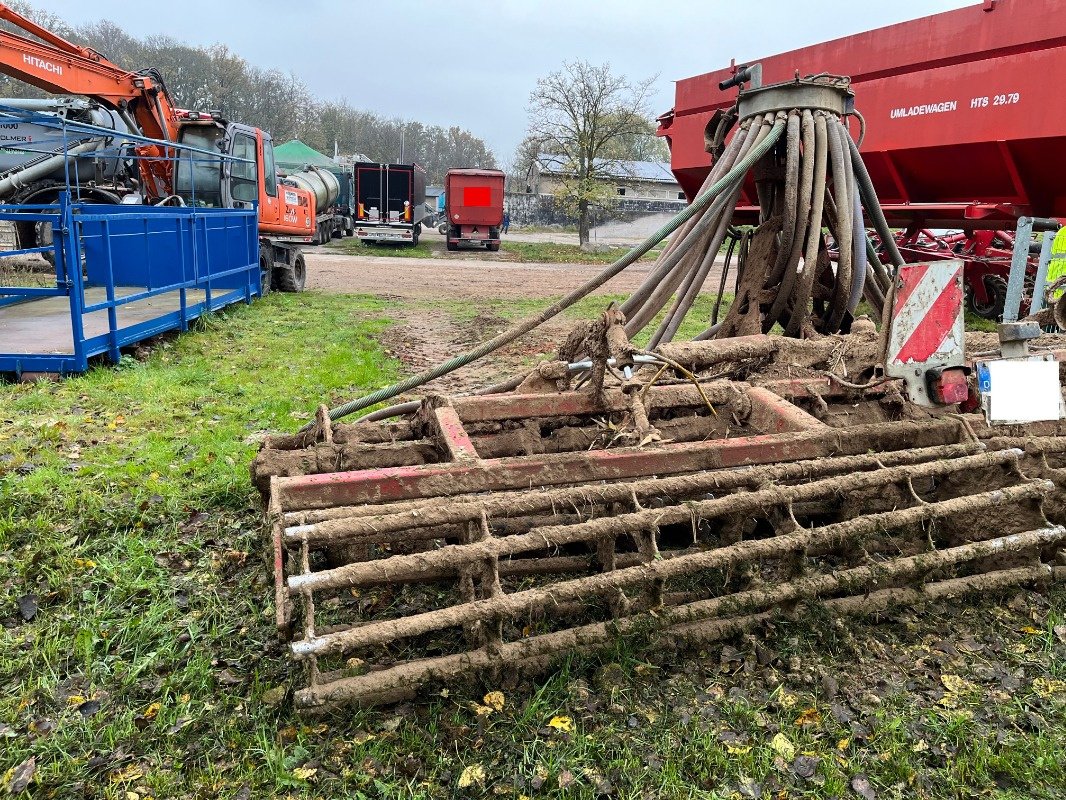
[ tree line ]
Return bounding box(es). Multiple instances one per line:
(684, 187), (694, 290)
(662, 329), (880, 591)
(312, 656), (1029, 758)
(0, 2), (497, 184)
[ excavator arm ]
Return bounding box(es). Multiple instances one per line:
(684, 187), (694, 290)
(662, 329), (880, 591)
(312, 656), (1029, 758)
(0, 3), (179, 143)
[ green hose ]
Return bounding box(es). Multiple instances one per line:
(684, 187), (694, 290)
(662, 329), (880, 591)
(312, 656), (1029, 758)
(312, 115), (787, 429)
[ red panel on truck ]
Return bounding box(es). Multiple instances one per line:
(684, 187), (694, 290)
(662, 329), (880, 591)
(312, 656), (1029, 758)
(463, 186), (491, 207)
(658, 0), (1066, 226)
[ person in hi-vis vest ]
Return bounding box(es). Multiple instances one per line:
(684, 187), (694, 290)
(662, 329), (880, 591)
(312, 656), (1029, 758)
(1047, 227), (1066, 301)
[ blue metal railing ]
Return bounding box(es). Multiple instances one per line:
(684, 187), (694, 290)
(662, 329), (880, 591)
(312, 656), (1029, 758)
(0, 193), (260, 375)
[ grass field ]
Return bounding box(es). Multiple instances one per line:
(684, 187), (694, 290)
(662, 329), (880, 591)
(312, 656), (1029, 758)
(1, 292), (1064, 799)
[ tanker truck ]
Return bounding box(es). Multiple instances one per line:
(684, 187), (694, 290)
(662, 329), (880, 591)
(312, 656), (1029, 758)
(282, 165), (344, 245)
(274, 139), (356, 244)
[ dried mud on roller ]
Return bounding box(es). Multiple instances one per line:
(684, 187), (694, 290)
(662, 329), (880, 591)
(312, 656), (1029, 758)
(255, 333), (1066, 710)
(253, 75), (1066, 709)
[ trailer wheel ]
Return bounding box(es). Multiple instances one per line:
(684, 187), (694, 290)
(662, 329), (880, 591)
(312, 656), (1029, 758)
(437, 223), (447, 235)
(276, 252), (307, 293)
(966, 274), (1007, 320)
(411, 225), (420, 247)
(487, 241), (501, 252)
(446, 240), (458, 252)
(259, 249), (273, 297)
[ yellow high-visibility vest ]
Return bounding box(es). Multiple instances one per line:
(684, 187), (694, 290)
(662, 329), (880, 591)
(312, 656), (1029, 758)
(1048, 227), (1066, 299)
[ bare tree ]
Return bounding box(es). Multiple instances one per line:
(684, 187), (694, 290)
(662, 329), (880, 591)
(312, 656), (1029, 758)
(525, 60), (657, 246)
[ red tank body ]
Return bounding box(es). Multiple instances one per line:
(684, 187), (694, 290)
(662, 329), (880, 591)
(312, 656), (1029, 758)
(657, 0), (1066, 228)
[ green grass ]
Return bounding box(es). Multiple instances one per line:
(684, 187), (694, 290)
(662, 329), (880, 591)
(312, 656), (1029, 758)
(499, 241), (661, 265)
(331, 238), (436, 258)
(1, 291), (1064, 799)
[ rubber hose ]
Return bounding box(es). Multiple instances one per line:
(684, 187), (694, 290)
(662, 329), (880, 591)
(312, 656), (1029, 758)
(847, 134), (904, 269)
(847, 126), (867, 315)
(652, 184), (741, 347)
(785, 112), (829, 337)
(621, 116), (753, 315)
(712, 232), (739, 327)
(623, 116), (769, 335)
(323, 115), (788, 426)
(765, 109), (815, 332)
(766, 111), (801, 288)
(824, 117), (852, 332)
(618, 113), (767, 328)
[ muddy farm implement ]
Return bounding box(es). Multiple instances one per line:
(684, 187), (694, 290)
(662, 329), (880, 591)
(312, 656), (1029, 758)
(252, 53), (1066, 710)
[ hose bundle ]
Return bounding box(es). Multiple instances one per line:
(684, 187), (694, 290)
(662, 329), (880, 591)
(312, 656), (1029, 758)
(311, 77), (907, 427)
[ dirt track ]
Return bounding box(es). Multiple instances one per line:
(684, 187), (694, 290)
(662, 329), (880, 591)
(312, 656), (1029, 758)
(304, 250), (661, 300)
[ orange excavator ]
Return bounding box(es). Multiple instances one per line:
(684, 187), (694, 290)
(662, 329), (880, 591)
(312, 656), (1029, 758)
(0, 3), (314, 291)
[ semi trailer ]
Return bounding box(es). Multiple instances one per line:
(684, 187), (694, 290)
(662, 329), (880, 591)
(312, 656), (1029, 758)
(353, 162), (427, 246)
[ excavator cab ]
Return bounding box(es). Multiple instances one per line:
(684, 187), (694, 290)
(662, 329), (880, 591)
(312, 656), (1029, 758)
(173, 123), (225, 207)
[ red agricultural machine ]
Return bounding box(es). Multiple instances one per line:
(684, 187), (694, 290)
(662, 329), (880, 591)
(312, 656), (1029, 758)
(656, 0), (1066, 319)
(254, 1), (1066, 712)
(444, 168), (506, 252)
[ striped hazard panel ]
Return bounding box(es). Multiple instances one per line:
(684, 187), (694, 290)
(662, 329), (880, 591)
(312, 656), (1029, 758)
(887, 260), (964, 367)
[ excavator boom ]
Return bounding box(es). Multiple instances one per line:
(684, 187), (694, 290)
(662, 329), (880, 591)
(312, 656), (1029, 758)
(0, 3), (177, 142)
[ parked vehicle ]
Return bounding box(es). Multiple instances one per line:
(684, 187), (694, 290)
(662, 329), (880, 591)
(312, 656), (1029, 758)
(353, 162), (426, 246)
(0, 2), (317, 292)
(444, 168), (505, 252)
(275, 139), (355, 244)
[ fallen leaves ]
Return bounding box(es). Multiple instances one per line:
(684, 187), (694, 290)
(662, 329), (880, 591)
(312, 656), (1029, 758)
(1032, 677), (1066, 698)
(939, 673), (978, 707)
(457, 763), (485, 788)
(794, 707), (822, 727)
(291, 766), (317, 782)
(482, 691), (505, 712)
(851, 773), (877, 799)
(547, 716), (573, 733)
(2, 757), (35, 794)
(770, 732), (795, 762)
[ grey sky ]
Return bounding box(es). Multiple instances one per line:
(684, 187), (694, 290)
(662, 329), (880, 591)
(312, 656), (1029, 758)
(44, 0), (974, 165)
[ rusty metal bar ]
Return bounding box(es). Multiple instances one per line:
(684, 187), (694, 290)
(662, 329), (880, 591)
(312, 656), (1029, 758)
(431, 404), (480, 461)
(274, 418), (966, 510)
(282, 442), (987, 546)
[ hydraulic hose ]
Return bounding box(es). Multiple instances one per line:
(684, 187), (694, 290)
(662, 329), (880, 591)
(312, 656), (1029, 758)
(847, 134), (904, 270)
(319, 114), (788, 427)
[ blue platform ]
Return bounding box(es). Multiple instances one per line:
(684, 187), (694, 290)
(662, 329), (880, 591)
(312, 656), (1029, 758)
(0, 194), (260, 376)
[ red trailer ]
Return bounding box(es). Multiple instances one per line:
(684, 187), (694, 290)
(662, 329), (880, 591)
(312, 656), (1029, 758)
(444, 168), (505, 252)
(656, 0), (1066, 317)
(658, 0), (1066, 229)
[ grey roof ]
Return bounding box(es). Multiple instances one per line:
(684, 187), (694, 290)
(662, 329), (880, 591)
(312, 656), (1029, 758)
(536, 153), (676, 184)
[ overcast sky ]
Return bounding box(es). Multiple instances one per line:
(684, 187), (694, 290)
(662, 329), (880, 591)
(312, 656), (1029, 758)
(45, 0), (974, 166)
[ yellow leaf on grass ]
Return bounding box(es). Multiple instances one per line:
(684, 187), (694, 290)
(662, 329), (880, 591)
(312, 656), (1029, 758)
(472, 704), (494, 717)
(770, 733), (796, 761)
(73, 558), (96, 571)
(725, 743), (752, 755)
(548, 716), (574, 733)
(457, 764), (486, 788)
(777, 691), (798, 709)
(66, 694), (86, 707)
(1033, 678), (1066, 697)
(483, 691), (505, 712)
(1021, 626), (1043, 635)
(794, 707), (822, 727)
(940, 674), (974, 694)
(291, 766), (317, 781)
(142, 702), (161, 721)
(837, 737), (851, 750)
(109, 765), (144, 784)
